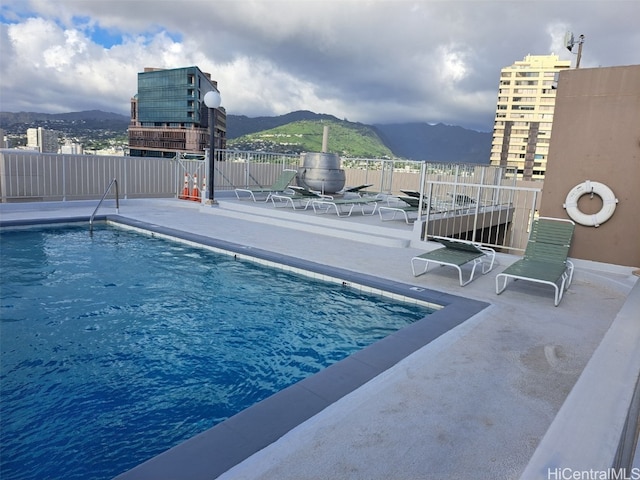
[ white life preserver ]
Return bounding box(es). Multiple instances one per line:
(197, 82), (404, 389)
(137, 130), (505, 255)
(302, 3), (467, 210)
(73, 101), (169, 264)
(563, 180), (618, 227)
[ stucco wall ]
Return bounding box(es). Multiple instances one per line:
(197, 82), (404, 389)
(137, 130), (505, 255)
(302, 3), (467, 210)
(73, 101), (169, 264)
(539, 65), (640, 267)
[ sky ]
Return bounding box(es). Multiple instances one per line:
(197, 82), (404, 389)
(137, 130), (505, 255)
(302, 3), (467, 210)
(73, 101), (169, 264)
(1, 0), (638, 132)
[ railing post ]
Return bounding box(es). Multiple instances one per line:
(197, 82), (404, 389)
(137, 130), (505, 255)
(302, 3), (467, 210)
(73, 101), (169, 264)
(115, 179), (120, 213)
(424, 182), (434, 240)
(62, 155), (67, 201)
(362, 159), (369, 186)
(470, 186), (482, 243)
(0, 152), (6, 203)
(122, 156), (128, 200)
(417, 161), (427, 221)
(203, 148), (210, 201)
(244, 158), (249, 188)
(530, 190), (539, 230)
(174, 153), (180, 198)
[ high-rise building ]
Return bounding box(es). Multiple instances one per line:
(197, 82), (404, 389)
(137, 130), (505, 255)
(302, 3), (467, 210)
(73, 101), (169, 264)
(490, 54), (571, 180)
(26, 127), (59, 153)
(128, 66), (226, 158)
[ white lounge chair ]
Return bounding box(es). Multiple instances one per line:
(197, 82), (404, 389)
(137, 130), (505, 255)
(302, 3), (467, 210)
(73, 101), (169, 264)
(311, 197), (380, 217)
(378, 196), (423, 224)
(411, 236), (496, 286)
(270, 186), (332, 210)
(234, 169), (298, 202)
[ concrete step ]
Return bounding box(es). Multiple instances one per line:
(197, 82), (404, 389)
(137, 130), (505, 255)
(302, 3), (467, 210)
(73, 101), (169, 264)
(203, 198), (414, 248)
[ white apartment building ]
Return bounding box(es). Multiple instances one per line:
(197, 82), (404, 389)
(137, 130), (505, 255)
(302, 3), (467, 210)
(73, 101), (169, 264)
(60, 142), (84, 155)
(26, 127), (60, 153)
(490, 54), (571, 180)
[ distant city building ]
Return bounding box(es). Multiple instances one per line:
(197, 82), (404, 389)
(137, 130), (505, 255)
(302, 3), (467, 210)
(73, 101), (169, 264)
(0, 129), (7, 148)
(490, 54), (571, 180)
(26, 127), (60, 153)
(60, 141), (84, 155)
(128, 66), (226, 158)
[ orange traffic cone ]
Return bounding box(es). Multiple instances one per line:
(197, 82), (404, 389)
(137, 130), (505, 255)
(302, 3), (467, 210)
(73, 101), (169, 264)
(180, 173), (189, 200)
(191, 174), (200, 201)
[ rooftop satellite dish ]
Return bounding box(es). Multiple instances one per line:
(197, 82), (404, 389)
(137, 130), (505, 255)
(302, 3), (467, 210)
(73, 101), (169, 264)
(564, 31), (585, 68)
(564, 31), (575, 52)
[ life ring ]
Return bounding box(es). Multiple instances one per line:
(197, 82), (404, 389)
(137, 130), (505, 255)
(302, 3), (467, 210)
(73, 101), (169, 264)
(563, 180), (618, 227)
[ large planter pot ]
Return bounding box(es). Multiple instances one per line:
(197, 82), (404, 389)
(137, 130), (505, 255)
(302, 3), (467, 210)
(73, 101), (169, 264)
(297, 152), (346, 194)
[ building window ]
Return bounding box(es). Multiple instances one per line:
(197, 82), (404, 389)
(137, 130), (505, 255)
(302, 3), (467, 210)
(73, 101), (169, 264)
(515, 88), (536, 94)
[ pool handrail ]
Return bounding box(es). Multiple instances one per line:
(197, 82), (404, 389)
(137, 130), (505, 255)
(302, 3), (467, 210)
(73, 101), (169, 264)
(90, 178), (119, 232)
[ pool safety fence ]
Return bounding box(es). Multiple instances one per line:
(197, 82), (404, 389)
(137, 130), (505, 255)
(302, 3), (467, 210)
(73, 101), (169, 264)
(0, 149), (301, 202)
(0, 148), (541, 251)
(1, 149), (519, 203)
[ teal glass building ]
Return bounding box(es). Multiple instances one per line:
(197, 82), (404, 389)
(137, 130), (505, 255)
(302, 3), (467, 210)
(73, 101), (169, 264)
(128, 66), (226, 158)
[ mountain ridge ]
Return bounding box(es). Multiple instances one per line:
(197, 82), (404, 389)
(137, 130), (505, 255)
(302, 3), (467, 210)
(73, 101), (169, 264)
(227, 111), (491, 163)
(0, 110), (492, 163)
(0, 110), (129, 123)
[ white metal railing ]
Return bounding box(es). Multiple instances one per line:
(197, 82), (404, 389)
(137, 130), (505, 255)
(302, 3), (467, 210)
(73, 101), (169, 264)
(0, 150), (179, 201)
(1, 149), (520, 203)
(339, 158), (518, 195)
(214, 150), (300, 190)
(412, 180), (541, 253)
(0, 149), (538, 251)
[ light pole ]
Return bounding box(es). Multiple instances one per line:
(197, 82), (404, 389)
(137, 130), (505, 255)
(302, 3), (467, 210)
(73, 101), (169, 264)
(203, 89), (221, 204)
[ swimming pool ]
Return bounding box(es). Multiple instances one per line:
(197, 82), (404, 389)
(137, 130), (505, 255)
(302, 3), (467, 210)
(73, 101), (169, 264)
(0, 223), (435, 480)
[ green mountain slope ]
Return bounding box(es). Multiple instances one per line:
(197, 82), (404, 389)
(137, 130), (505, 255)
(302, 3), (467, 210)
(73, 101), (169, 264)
(227, 119), (393, 158)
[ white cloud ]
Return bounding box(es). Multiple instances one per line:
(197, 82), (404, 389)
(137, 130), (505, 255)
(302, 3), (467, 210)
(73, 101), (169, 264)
(437, 44), (471, 84)
(43, 29), (87, 69)
(1, 0), (639, 131)
(547, 21), (571, 55)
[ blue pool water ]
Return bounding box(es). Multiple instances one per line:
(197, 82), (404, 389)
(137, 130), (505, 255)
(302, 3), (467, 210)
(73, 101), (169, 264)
(0, 225), (432, 480)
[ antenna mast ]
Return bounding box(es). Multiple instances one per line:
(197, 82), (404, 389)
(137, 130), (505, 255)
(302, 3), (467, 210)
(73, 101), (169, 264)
(565, 32), (586, 68)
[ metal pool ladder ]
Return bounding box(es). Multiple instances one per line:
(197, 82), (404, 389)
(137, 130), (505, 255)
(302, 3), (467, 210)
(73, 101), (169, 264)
(90, 178), (119, 232)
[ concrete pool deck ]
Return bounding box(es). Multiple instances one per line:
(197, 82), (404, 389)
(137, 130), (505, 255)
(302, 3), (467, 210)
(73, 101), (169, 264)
(1, 197), (638, 480)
